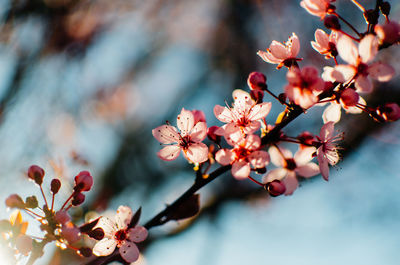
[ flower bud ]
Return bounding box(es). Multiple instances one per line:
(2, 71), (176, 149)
(78, 247), (92, 257)
(207, 126), (221, 144)
(375, 21), (400, 46)
(324, 16), (341, 30)
(74, 171), (93, 192)
(297, 131), (315, 146)
(340, 88), (359, 107)
(27, 165), (45, 185)
(250, 89), (264, 104)
(265, 180), (286, 197)
(363, 9), (379, 25)
(5, 194), (25, 209)
(87, 227), (105, 240)
(25, 196), (38, 209)
(61, 225), (80, 244)
(72, 193), (85, 206)
(55, 210), (71, 225)
(191, 110), (206, 124)
(247, 72), (267, 90)
(255, 167), (266, 174)
(379, 2), (390, 16)
(377, 103), (400, 122)
(51, 179), (61, 194)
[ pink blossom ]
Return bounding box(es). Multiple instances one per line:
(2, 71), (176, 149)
(316, 122), (342, 180)
(152, 108), (208, 164)
(262, 146), (319, 195)
(93, 206), (148, 263)
(257, 33), (301, 69)
(322, 89), (366, 123)
(323, 34), (395, 93)
(215, 134), (270, 180)
(311, 29), (339, 59)
(214, 89), (271, 140)
(375, 21), (400, 46)
(284, 66), (325, 109)
(300, 0), (335, 19)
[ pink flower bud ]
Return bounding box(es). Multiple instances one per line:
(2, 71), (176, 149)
(377, 103), (400, 122)
(72, 193), (85, 206)
(5, 194), (25, 209)
(265, 180), (286, 197)
(340, 88), (359, 107)
(247, 72), (267, 90)
(191, 110), (206, 124)
(74, 171), (93, 192)
(250, 89), (264, 104)
(324, 16), (341, 30)
(51, 179), (61, 194)
(27, 165), (45, 185)
(61, 225), (80, 244)
(207, 126), (221, 143)
(55, 210), (71, 225)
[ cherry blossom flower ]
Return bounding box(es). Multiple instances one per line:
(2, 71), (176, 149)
(262, 146), (319, 195)
(322, 34), (395, 93)
(152, 108), (208, 163)
(93, 206), (148, 263)
(214, 89), (271, 140)
(215, 134), (270, 180)
(311, 29), (339, 59)
(257, 33), (301, 69)
(284, 66), (325, 109)
(316, 122), (342, 180)
(300, 0), (335, 19)
(322, 88), (366, 123)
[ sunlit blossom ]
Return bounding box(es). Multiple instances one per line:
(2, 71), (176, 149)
(311, 29), (339, 59)
(300, 0), (335, 19)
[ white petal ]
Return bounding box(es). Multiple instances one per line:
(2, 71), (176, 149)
(269, 146), (291, 167)
(214, 105), (234, 123)
(294, 147), (316, 166)
(359, 34), (378, 64)
(128, 226), (148, 243)
(93, 238), (117, 256)
(368, 62), (395, 82)
(319, 121), (335, 141)
(244, 135), (261, 150)
(231, 161), (250, 180)
(157, 145), (181, 161)
(177, 108), (195, 137)
(97, 217), (116, 238)
(323, 102), (341, 124)
(355, 75), (373, 93)
(337, 35), (358, 65)
(248, 151), (270, 168)
(262, 168), (288, 183)
(185, 143), (209, 163)
(115, 206), (132, 230)
(152, 125), (179, 144)
(215, 149), (235, 166)
(296, 163), (320, 178)
(189, 122), (207, 142)
(247, 102), (272, 121)
(119, 242), (140, 263)
(282, 173), (299, 195)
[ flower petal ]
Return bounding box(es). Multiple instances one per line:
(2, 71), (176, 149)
(323, 102), (341, 124)
(215, 149), (235, 165)
(294, 147), (316, 166)
(368, 62), (395, 82)
(262, 168), (288, 183)
(97, 217), (116, 238)
(337, 35), (358, 65)
(296, 163), (320, 178)
(282, 173), (299, 195)
(289, 33), (300, 57)
(157, 145), (181, 161)
(359, 34), (378, 64)
(231, 161), (251, 180)
(119, 242), (139, 263)
(115, 206), (132, 230)
(93, 238), (117, 256)
(244, 134), (261, 150)
(354, 75), (373, 93)
(269, 40), (288, 59)
(319, 121), (335, 141)
(317, 149), (329, 181)
(269, 146), (292, 167)
(177, 108), (195, 137)
(190, 122), (207, 142)
(152, 125), (179, 144)
(185, 143), (208, 163)
(128, 226), (148, 243)
(247, 102), (272, 121)
(248, 151), (270, 168)
(214, 105), (234, 123)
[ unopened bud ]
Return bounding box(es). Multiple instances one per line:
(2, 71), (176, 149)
(265, 180), (286, 197)
(27, 165), (45, 185)
(78, 247), (92, 257)
(380, 2), (391, 16)
(72, 193), (85, 206)
(377, 103), (400, 122)
(324, 16), (341, 30)
(61, 225), (80, 244)
(5, 194), (25, 209)
(191, 110), (206, 124)
(74, 171), (93, 192)
(55, 210), (71, 225)
(87, 227), (105, 240)
(250, 89), (264, 104)
(278, 93), (287, 105)
(51, 179), (61, 194)
(340, 88), (359, 107)
(363, 9), (379, 25)
(247, 72), (267, 90)
(207, 126), (221, 144)
(25, 196), (38, 209)
(255, 167), (267, 174)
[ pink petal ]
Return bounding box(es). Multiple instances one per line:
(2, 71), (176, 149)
(317, 149), (329, 181)
(282, 173), (299, 195)
(152, 125), (179, 144)
(214, 105), (234, 123)
(262, 168), (288, 183)
(337, 35), (358, 65)
(93, 238), (117, 256)
(115, 206), (132, 230)
(97, 217), (116, 238)
(344, 96), (365, 114)
(358, 34), (378, 64)
(269, 146), (291, 167)
(333, 65), (356, 82)
(269, 40), (288, 59)
(319, 121), (335, 141)
(323, 102), (341, 123)
(294, 147), (316, 165)
(368, 62), (395, 82)
(313, 29), (329, 52)
(224, 123), (244, 145)
(189, 121), (207, 142)
(242, 120), (261, 135)
(177, 108), (195, 137)
(296, 163), (320, 178)
(232, 89), (254, 106)
(119, 242), (139, 263)
(354, 75), (373, 93)
(185, 143), (208, 163)
(247, 102), (272, 121)
(215, 149), (235, 166)
(248, 151), (270, 168)
(244, 134), (261, 150)
(128, 226), (148, 243)
(231, 161), (251, 180)
(157, 145), (181, 161)
(257, 50), (281, 64)
(288, 32), (300, 57)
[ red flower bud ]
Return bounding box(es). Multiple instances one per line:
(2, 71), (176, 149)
(265, 180), (286, 197)
(27, 165), (45, 185)
(51, 179), (61, 194)
(55, 210), (71, 225)
(324, 16), (341, 30)
(250, 89), (264, 104)
(72, 193), (85, 206)
(207, 126), (221, 144)
(74, 171), (93, 192)
(5, 194), (25, 209)
(377, 103), (400, 122)
(191, 110), (206, 124)
(247, 72), (267, 90)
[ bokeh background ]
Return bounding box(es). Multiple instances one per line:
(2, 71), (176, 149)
(0, 0), (400, 264)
